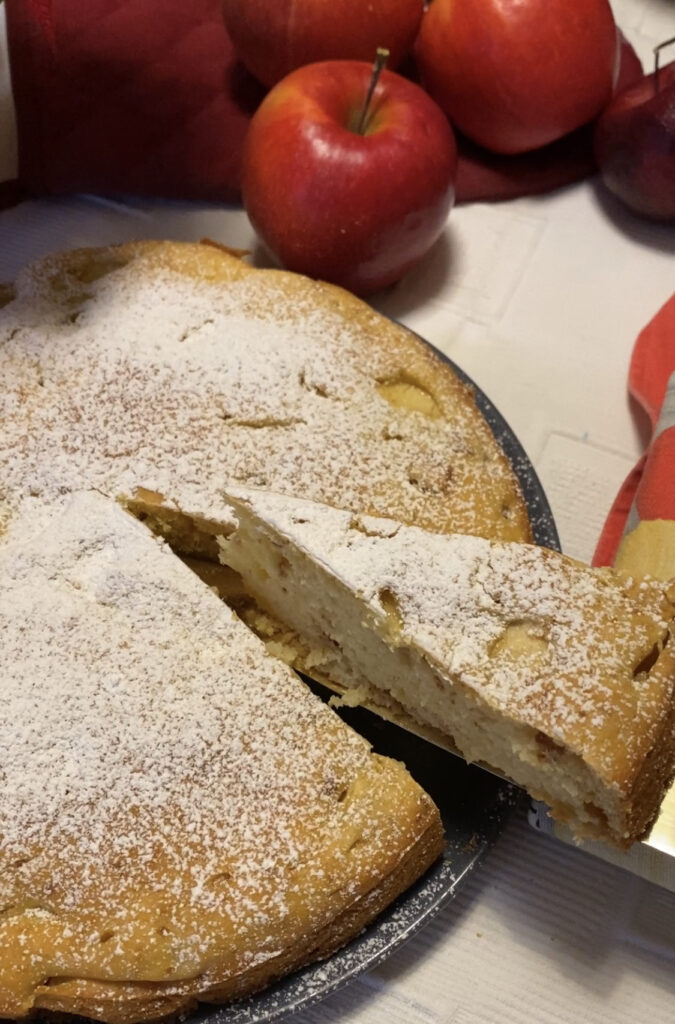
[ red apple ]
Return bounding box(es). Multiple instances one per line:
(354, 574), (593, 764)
(415, 0), (619, 155)
(222, 0), (424, 88)
(594, 58), (675, 222)
(241, 59), (458, 296)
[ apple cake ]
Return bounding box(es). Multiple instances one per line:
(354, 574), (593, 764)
(0, 240), (533, 1023)
(4, 239), (673, 1022)
(220, 488), (675, 849)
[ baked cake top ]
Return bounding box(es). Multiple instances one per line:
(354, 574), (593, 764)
(0, 241), (529, 546)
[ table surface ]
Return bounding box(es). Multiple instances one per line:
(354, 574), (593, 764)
(1, 1), (674, 1021)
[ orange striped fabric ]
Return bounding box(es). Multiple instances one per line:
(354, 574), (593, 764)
(594, 293), (675, 566)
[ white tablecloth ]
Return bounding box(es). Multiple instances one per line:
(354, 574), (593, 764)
(1, 1), (674, 1020)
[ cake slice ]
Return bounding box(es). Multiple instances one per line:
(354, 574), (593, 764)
(220, 488), (675, 849)
(0, 492), (442, 1024)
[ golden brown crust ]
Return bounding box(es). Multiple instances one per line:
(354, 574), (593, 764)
(2, 243), (487, 1024)
(3, 781), (442, 1024)
(616, 639), (675, 844)
(26, 794), (442, 1024)
(3, 238), (669, 1023)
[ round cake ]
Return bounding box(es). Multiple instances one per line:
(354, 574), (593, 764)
(0, 240), (531, 1024)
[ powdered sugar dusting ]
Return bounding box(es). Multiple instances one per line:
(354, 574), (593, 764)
(0, 491), (424, 995)
(0, 246), (525, 544)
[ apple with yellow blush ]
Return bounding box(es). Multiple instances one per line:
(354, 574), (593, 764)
(241, 56), (458, 296)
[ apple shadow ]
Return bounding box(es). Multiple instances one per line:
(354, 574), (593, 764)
(248, 228), (458, 320)
(368, 229), (457, 321)
(248, 235), (282, 271)
(589, 179), (675, 256)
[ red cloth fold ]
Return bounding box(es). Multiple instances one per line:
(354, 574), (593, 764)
(593, 293), (675, 566)
(628, 292), (675, 430)
(5, 0), (265, 203)
(4, 2), (644, 207)
(24, 0), (55, 49)
(593, 458), (646, 567)
(635, 428), (675, 521)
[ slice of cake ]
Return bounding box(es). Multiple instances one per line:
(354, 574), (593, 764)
(0, 492), (442, 1024)
(220, 488), (675, 849)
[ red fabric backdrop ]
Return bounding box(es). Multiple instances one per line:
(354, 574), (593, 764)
(4, 1), (644, 207)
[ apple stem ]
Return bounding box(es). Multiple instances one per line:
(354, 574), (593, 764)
(654, 35), (675, 93)
(356, 48), (389, 135)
